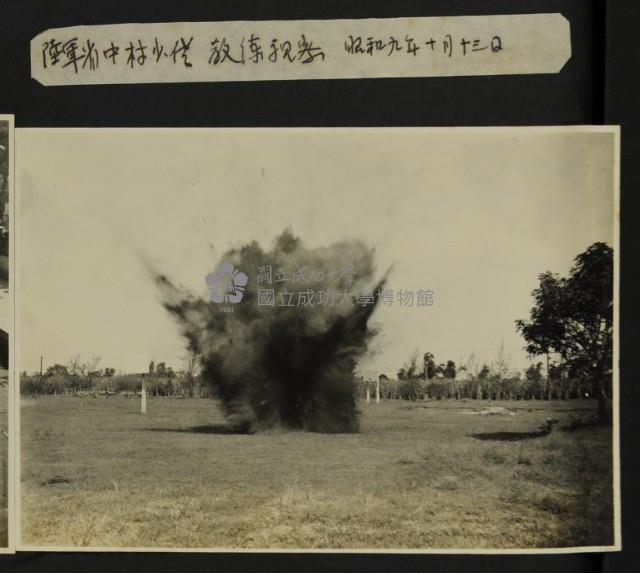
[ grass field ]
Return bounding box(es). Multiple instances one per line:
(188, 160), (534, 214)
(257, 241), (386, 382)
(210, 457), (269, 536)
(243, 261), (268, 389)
(20, 396), (614, 550)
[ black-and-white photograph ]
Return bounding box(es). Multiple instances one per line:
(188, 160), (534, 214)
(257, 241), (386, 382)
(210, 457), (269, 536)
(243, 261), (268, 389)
(16, 127), (618, 551)
(0, 116), (12, 549)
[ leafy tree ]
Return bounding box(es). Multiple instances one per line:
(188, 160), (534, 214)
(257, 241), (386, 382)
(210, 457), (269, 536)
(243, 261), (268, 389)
(525, 362), (543, 384)
(444, 360), (457, 380)
(524, 362), (544, 399)
(423, 352), (436, 380)
(516, 242), (613, 423)
(398, 352), (421, 382)
(182, 353), (198, 398)
(46, 364), (69, 377)
(515, 272), (565, 399)
(548, 361), (564, 381)
(398, 377), (426, 401)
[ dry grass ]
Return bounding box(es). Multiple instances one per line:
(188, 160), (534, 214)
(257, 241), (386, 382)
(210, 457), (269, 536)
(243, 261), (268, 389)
(20, 397), (614, 550)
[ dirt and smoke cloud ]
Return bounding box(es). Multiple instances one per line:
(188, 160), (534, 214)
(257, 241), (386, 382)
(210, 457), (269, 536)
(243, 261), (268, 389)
(156, 229), (386, 433)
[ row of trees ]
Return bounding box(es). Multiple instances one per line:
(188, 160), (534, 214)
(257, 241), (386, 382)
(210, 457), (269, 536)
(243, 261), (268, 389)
(21, 355), (205, 398)
(360, 361), (597, 402)
(396, 352), (457, 382)
(21, 243), (613, 424)
(20, 372), (207, 398)
(360, 242), (614, 423)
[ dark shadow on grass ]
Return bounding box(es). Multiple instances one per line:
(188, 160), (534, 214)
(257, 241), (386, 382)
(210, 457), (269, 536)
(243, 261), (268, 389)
(145, 424), (253, 435)
(144, 425), (359, 436)
(470, 430), (552, 442)
(470, 419), (558, 442)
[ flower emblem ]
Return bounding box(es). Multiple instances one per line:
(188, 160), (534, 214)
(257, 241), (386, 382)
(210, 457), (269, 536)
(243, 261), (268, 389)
(206, 261), (248, 304)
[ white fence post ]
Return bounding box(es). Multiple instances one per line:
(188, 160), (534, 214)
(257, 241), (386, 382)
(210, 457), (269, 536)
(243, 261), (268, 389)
(141, 379), (147, 414)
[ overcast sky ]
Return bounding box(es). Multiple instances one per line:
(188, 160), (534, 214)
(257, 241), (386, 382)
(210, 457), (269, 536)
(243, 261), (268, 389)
(17, 128), (616, 376)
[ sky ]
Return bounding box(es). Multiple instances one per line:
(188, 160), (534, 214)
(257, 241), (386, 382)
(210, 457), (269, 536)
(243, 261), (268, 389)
(16, 128), (616, 376)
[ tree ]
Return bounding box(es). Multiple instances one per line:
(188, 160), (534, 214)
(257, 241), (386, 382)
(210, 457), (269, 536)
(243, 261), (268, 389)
(423, 352), (436, 380)
(398, 352), (421, 382)
(487, 341), (514, 399)
(46, 364), (69, 377)
(515, 272), (564, 399)
(516, 242), (613, 423)
(182, 352), (199, 398)
(476, 364), (490, 400)
(548, 361), (564, 382)
(525, 362), (543, 383)
(444, 360), (457, 380)
(398, 377), (425, 401)
(67, 354), (101, 377)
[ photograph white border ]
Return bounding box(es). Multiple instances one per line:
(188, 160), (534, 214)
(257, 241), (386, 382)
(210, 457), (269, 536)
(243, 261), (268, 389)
(13, 125), (621, 554)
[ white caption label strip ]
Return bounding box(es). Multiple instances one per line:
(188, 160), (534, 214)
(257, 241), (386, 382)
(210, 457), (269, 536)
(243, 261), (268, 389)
(31, 14), (570, 86)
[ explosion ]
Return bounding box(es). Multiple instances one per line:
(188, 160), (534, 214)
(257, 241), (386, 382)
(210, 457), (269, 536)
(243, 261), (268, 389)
(156, 230), (385, 433)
